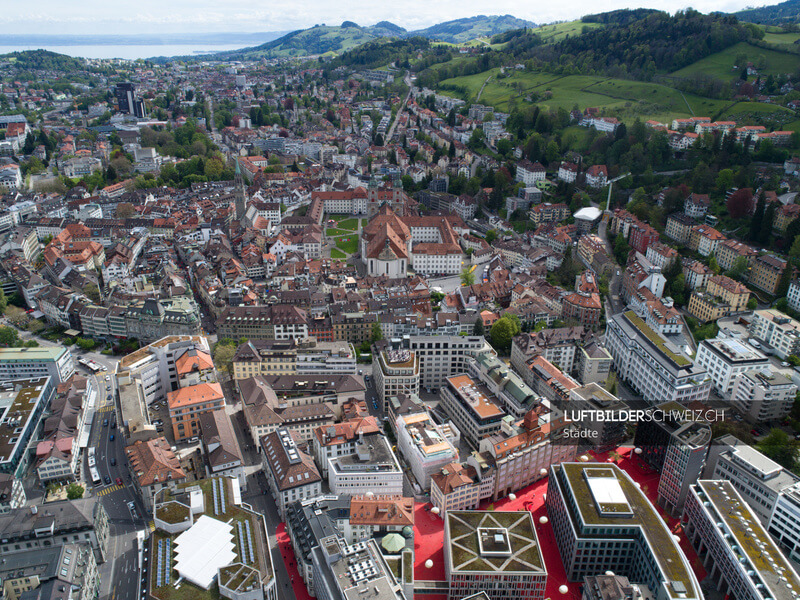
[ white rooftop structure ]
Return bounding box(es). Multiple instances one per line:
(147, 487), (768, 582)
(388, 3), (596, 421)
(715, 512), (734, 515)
(173, 515), (236, 589)
(574, 206), (602, 221)
(585, 468), (633, 517)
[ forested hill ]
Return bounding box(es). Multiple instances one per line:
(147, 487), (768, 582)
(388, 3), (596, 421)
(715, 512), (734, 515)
(519, 10), (762, 79)
(735, 0), (800, 25)
(1, 50), (85, 72)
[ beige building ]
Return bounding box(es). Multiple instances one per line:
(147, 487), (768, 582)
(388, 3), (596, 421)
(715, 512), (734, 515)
(231, 338), (357, 380)
(751, 254), (787, 295)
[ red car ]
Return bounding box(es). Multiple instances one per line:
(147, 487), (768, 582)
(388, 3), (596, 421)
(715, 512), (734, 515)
(115, 477), (123, 486)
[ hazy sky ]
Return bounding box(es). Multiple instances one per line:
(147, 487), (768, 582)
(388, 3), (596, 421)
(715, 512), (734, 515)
(9, 0), (779, 35)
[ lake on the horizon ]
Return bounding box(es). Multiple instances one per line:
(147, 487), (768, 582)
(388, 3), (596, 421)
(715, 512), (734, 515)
(0, 44), (246, 60)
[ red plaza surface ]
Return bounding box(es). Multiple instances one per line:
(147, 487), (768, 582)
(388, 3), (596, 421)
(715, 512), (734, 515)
(275, 447), (707, 600)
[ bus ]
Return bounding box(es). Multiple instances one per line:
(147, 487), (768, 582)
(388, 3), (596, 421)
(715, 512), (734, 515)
(78, 357), (102, 373)
(89, 466), (101, 485)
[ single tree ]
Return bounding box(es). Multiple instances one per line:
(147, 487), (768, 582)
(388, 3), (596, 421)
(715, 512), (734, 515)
(473, 317), (484, 337)
(460, 268), (476, 287)
(726, 188), (753, 220)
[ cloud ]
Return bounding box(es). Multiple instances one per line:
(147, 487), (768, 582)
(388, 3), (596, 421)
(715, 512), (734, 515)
(4, 0), (778, 34)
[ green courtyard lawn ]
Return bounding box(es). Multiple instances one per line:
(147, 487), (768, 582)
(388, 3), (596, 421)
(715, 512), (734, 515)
(335, 237), (359, 254)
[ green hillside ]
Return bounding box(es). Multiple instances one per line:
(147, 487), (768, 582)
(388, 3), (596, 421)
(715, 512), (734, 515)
(736, 0), (800, 25)
(226, 24), (382, 58)
(413, 15), (536, 43)
(671, 41), (800, 81)
(437, 69), (730, 124)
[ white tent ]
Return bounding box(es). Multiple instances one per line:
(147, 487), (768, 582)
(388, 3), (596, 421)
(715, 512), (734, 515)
(173, 515), (236, 589)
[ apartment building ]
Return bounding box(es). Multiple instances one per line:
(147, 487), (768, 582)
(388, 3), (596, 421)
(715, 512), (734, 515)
(430, 462), (485, 513)
(198, 410), (245, 490)
(605, 311), (711, 405)
(238, 375), (338, 444)
(311, 417), (382, 478)
(396, 411), (458, 490)
(216, 305), (309, 340)
(568, 383), (627, 447)
(125, 436), (186, 511)
(749, 309), (800, 359)
(232, 338), (357, 380)
(750, 254), (787, 295)
(167, 382), (225, 442)
(695, 338), (769, 397)
(575, 340), (613, 385)
(440, 374), (505, 448)
(261, 428), (322, 520)
(511, 327), (591, 377)
(327, 434), (403, 496)
(731, 367), (797, 422)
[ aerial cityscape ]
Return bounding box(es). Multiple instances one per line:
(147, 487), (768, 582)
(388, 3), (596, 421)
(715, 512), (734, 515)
(3, 3), (800, 600)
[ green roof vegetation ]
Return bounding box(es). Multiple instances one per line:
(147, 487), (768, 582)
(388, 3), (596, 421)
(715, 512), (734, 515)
(151, 478), (273, 600)
(699, 480), (800, 592)
(624, 311), (690, 366)
(447, 511), (544, 574)
(560, 463), (695, 598)
(156, 501), (190, 524)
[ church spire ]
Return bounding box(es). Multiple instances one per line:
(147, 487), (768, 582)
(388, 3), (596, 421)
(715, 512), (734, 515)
(234, 157), (247, 222)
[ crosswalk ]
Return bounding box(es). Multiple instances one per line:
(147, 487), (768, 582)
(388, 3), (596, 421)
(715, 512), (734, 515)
(97, 405), (114, 414)
(96, 484), (125, 496)
(148, 520), (155, 532)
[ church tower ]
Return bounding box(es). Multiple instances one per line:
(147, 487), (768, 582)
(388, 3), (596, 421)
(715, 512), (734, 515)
(234, 158), (247, 223)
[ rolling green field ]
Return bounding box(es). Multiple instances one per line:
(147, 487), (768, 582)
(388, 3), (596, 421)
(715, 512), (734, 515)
(531, 20), (604, 44)
(439, 69), (730, 123)
(671, 42), (800, 81)
(718, 101), (797, 128)
(763, 31), (800, 45)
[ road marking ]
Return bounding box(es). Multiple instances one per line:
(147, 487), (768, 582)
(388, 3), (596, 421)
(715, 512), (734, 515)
(97, 484), (124, 496)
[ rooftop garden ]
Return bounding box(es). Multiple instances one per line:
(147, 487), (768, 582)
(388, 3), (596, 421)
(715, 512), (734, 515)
(625, 311), (690, 366)
(701, 481), (800, 591)
(561, 463), (695, 598)
(447, 511), (543, 573)
(156, 501), (190, 525)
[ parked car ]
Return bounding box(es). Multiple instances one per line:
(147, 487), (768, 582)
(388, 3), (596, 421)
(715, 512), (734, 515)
(109, 434), (115, 441)
(103, 419), (108, 427)
(110, 458), (116, 466)
(115, 477), (123, 486)
(104, 476), (111, 485)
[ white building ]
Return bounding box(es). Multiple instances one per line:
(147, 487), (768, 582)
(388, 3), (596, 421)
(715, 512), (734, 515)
(695, 338), (769, 397)
(703, 434), (798, 524)
(0, 347), (75, 384)
(750, 309), (800, 359)
(372, 344), (420, 411)
(683, 480), (800, 600)
(788, 280), (800, 313)
(605, 311), (711, 406)
(768, 482), (800, 564)
(311, 418), (382, 478)
(327, 434), (403, 496)
(516, 160), (546, 185)
(0, 164), (22, 193)
(731, 367), (797, 422)
(407, 335), (490, 392)
(396, 411), (459, 490)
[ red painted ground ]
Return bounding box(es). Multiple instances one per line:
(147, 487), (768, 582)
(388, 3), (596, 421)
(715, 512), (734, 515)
(411, 446), (708, 598)
(276, 446), (708, 599)
(275, 522), (314, 600)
